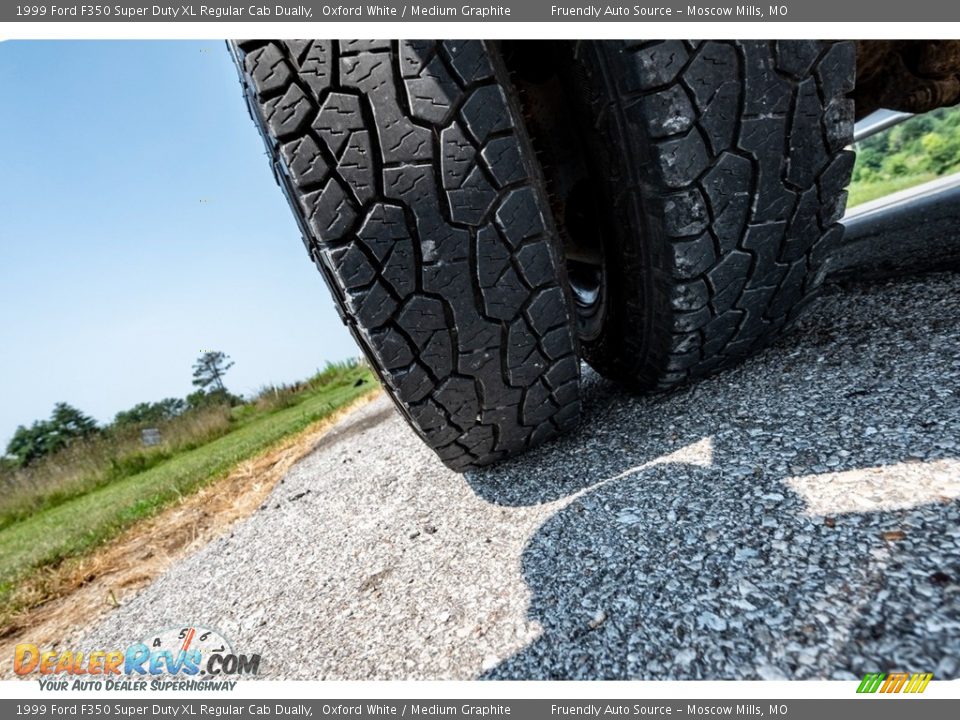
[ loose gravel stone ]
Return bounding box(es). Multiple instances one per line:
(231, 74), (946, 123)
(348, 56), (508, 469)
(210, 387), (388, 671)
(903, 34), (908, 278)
(79, 274), (960, 680)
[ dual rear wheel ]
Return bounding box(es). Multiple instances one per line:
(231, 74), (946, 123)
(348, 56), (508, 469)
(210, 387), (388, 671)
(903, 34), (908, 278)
(232, 40), (856, 469)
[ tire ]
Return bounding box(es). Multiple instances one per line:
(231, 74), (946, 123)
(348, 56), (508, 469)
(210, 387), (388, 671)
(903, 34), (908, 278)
(229, 40), (580, 471)
(567, 41), (856, 390)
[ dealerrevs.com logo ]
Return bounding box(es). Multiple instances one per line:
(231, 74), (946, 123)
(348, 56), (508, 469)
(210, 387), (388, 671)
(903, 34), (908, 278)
(14, 625), (260, 691)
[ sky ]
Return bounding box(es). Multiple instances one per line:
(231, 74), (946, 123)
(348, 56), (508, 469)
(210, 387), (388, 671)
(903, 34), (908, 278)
(0, 41), (358, 447)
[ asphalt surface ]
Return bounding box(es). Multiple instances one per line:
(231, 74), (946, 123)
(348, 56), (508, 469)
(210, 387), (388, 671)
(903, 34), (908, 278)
(835, 173), (960, 280)
(80, 273), (960, 680)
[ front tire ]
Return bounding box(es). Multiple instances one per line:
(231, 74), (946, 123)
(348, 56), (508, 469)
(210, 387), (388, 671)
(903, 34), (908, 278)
(231, 40), (581, 470)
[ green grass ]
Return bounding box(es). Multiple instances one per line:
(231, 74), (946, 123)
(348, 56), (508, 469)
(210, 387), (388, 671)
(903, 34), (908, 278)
(0, 365), (375, 613)
(0, 406), (235, 532)
(846, 171), (939, 208)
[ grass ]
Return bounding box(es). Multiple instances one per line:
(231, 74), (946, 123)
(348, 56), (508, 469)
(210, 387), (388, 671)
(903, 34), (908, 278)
(0, 363), (376, 615)
(846, 171), (939, 208)
(0, 406), (234, 532)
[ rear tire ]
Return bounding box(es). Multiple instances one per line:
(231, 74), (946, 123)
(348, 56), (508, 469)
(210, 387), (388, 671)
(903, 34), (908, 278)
(569, 40), (856, 389)
(231, 40), (581, 470)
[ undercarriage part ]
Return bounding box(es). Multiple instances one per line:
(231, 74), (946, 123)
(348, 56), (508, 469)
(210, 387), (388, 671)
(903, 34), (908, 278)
(855, 40), (960, 119)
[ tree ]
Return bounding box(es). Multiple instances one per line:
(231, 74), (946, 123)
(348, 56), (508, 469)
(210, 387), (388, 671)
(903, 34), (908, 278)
(113, 398), (186, 427)
(6, 424), (47, 466)
(186, 388), (242, 410)
(856, 143), (884, 173)
(192, 352), (234, 394)
(881, 152), (910, 177)
(49, 402), (98, 438)
(921, 132), (960, 174)
(5, 402), (99, 466)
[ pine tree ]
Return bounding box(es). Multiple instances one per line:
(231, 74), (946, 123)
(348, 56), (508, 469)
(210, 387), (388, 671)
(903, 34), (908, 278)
(191, 351), (234, 394)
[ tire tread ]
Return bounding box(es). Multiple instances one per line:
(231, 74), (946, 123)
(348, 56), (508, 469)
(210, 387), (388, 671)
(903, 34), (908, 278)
(232, 40), (580, 469)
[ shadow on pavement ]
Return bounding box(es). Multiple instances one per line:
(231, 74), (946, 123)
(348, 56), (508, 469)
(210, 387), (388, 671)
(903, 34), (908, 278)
(467, 275), (960, 680)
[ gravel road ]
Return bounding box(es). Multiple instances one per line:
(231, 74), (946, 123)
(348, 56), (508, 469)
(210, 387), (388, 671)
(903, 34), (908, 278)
(80, 273), (960, 680)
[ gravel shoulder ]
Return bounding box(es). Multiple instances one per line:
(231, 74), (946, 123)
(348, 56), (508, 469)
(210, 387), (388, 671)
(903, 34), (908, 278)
(73, 274), (960, 680)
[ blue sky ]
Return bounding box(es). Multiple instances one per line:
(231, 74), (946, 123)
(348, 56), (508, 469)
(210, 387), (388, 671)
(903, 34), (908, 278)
(0, 41), (357, 447)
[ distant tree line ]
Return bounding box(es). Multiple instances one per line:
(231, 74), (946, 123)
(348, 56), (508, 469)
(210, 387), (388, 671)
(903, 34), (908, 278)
(5, 403), (99, 467)
(3, 352), (238, 469)
(853, 105), (960, 184)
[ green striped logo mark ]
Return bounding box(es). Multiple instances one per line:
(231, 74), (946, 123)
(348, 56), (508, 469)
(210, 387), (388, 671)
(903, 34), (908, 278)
(857, 673), (886, 693)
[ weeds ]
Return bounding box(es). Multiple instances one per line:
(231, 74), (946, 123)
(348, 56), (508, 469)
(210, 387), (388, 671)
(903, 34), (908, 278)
(0, 359), (366, 532)
(0, 406), (232, 531)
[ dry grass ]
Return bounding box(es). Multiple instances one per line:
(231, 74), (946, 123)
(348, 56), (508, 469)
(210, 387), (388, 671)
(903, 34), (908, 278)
(243, 360), (366, 416)
(0, 388), (381, 673)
